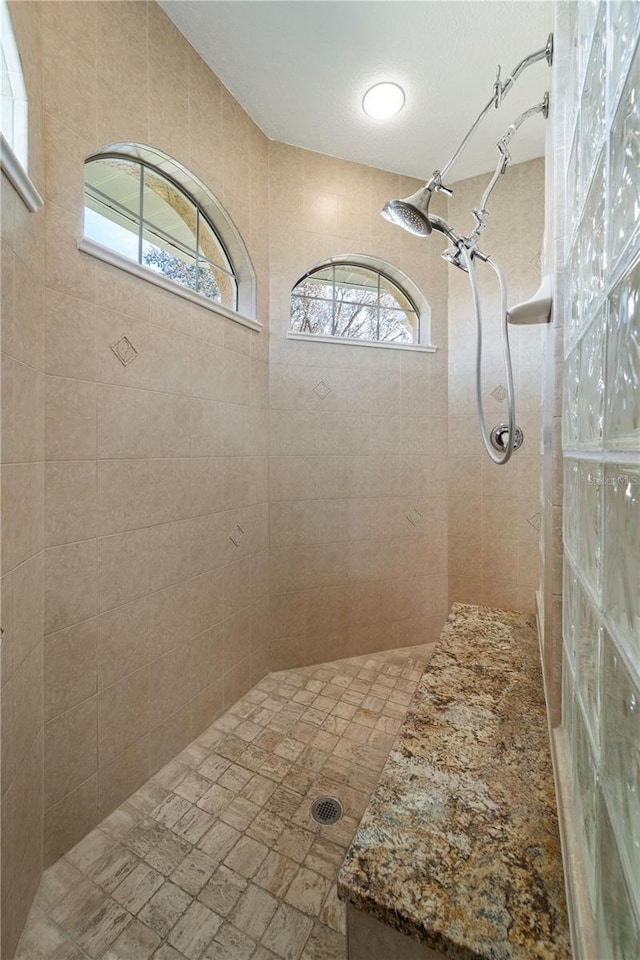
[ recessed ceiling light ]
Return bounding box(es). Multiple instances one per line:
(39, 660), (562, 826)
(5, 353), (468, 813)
(362, 82), (405, 120)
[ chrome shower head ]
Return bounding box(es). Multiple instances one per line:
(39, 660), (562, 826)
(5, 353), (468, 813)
(381, 185), (433, 236)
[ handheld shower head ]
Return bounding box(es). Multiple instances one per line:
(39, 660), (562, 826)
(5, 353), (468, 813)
(381, 186), (433, 236)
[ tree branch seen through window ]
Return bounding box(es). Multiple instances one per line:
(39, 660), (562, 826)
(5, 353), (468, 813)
(290, 264), (418, 344)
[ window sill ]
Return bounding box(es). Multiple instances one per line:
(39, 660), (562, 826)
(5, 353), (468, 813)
(286, 332), (437, 352)
(0, 134), (43, 212)
(78, 237), (263, 333)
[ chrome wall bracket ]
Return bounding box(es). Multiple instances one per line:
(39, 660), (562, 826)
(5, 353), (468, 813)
(490, 423), (524, 453)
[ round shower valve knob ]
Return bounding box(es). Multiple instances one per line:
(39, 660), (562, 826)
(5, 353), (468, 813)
(490, 423), (524, 452)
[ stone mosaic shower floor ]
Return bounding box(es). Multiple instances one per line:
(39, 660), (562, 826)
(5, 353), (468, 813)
(17, 643), (434, 960)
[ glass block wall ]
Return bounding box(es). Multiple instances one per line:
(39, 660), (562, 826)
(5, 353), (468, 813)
(560, 1), (640, 955)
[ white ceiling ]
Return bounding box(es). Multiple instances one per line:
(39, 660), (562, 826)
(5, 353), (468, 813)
(159, 0), (551, 182)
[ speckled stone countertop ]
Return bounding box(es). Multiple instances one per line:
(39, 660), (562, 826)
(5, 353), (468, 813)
(338, 603), (571, 960)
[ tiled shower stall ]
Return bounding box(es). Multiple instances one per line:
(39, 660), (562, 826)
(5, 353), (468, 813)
(1, 0), (639, 957)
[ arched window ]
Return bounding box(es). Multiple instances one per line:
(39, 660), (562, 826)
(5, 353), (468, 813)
(289, 257), (429, 347)
(81, 144), (257, 324)
(0, 0), (42, 211)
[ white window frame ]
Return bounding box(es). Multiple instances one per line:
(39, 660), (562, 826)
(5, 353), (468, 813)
(0, 0), (42, 211)
(287, 254), (436, 353)
(80, 143), (260, 331)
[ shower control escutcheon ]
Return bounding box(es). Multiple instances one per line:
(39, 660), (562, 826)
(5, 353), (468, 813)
(490, 423), (524, 453)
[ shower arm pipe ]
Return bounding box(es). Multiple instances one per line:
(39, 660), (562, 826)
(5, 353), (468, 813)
(466, 93), (550, 246)
(427, 34), (553, 193)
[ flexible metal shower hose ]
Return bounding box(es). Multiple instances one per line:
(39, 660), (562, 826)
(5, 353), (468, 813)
(460, 244), (516, 465)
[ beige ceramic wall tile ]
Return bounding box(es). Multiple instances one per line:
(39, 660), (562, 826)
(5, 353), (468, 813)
(1, 460), (45, 576)
(44, 539), (97, 636)
(45, 376), (96, 461)
(44, 619), (98, 721)
(97, 385), (191, 461)
(11, 553), (44, 671)
(97, 736), (150, 821)
(44, 697), (97, 808)
(45, 203), (96, 303)
(97, 668), (150, 770)
(148, 703), (192, 776)
(45, 461), (97, 548)
(43, 47), (96, 143)
(44, 114), (91, 214)
(96, 528), (150, 613)
(44, 776), (99, 868)
(3, 794), (43, 939)
(1, 355), (45, 463)
(147, 519), (196, 594)
(2, 645), (43, 792)
(97, 597), (152, 692)
(97, 459), (193, 536)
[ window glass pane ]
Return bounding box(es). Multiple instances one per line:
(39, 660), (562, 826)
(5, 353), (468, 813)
(1, 0), (27, 163)
(1, 39), (12, 99)
(197, 258), (237, 307)
(377, 308), (416, 343)
(379, 274), (415, 313)
(84, 159), (141, 259)
(1, 89), (14, 147)
(142, 167), (197, 253)
(85, 157), (141, 217)
(332, 297), (378, 339)
(295, 275), (334, 302)
(312, 266), (334, 284)
(142, 232), (198, 293)
(334, 264), (379, 305)
(83, 152), (240, 313)
(198, 216), (232, 272)
(290, 262), (420, 344)
(290, 294), (334, 335)
(84, 207), (140, 260)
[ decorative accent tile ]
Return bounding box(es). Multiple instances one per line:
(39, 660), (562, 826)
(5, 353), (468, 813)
(110, 336), (138, 366)
(490, 384), (507, 403)
(406, 508), (422, 526)
(229, 524), (245, 547)
(313, 380), (331, 400)
(527, 512), (542, 531)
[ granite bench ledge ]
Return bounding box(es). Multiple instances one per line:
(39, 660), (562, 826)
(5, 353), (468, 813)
(337, 602), (571, 960)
